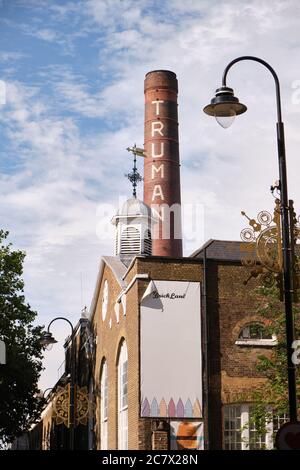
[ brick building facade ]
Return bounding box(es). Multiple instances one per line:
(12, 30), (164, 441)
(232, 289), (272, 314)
(23, 240), (285, 451)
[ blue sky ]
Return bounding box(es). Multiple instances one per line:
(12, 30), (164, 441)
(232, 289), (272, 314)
(1, 0), (300, 388)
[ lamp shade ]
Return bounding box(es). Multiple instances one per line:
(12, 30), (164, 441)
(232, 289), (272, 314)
(40, 331), (58, 350)
(203, 86), (247, 128)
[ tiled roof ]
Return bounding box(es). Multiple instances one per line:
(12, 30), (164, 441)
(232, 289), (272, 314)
(190, 239), (256, 262)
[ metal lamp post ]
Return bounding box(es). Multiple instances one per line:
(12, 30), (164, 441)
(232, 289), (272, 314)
(41, 317), (76, 449)
(203, 56), (297, 422)
(36, 387), (53, 399)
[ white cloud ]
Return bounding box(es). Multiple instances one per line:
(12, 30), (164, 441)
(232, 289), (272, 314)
(34, 28), (58, 42)
(0, 51), (27, 62)
(54, 80), (104, 118)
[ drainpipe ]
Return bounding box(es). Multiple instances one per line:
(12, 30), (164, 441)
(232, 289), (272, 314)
(203, 247), (210, 449)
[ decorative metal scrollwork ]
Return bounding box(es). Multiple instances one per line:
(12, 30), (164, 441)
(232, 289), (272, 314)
(257, 210), (273, 226)
(240, 198), (300, 301)
(52, 384), (70, 427)
(52, 384), (94, 427)
(75, 386), (90, 426)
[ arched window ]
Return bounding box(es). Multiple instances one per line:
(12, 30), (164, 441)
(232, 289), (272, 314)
(46, 423), (51, 450)
(101, 280), (109, 322)
(235, 322), (277, 346)
(43, 423), (50, 450)
(118, 340), (128, 450)
(100, 360), (108, 449)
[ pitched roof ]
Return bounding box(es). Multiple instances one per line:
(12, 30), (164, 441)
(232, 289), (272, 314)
(190, 239), (256, 262)
(102, 256), (128, 288)
(89, 256), (128, 322)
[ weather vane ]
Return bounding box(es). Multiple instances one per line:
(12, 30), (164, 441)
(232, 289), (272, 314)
(125, 144), (145, 198)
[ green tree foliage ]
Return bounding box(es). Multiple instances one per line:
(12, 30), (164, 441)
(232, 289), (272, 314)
(0, 230), (44, 446)
(247, 284), (300, 447)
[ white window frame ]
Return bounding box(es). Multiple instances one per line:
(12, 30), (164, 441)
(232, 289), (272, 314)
(118, 341), (128, 450)
(223, 404), (288, 450)
(235, 323), (277, 347)
(235, 336), (278, 347)
(102, 280), (109, 322)
(100, 360), (108, 450)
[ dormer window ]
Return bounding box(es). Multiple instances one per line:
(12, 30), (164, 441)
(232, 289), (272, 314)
(235, 322), (277, 347)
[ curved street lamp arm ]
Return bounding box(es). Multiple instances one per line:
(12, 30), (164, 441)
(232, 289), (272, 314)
(47, 317), (74, 335)
(43, 387), (53, 398)
(222, 56), (282, 123)
(222, 55), (297, 421)
(46, 316), (76, 448)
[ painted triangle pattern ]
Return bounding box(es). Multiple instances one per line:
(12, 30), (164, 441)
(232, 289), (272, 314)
(150, 398), (159, 417)
(141, 397), (202, 418)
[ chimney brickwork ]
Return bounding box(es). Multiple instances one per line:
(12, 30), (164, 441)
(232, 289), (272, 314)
(144, 70), (183, 257)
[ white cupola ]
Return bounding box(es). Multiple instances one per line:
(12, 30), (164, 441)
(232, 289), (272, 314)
(111, 197), (153, 264)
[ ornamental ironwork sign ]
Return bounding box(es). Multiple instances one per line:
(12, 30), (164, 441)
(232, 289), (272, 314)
(75, 386), (90, 426)
(52, 384), (70, 427)
(52, 384), (93, 427)
(240, 198), (300, 301)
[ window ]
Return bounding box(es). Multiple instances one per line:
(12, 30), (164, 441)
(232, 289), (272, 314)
(143, 229), (152, 256)
(100, 360), (108, 450)
(235, 322), (277, 347)
(118, 341), (128, 450)
(120, 226), (140, 256)
(43, 424), (51, 450)
(224, 404), (243, 450)
(223, 404), (288, 450)
(102, 280), (109, 321)
(272, 413), (289, 435)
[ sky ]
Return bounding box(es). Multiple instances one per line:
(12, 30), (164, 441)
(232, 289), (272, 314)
(1, 0), (300, 390)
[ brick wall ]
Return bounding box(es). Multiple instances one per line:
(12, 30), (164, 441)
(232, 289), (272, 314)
(93, 262), (140, 450)
(91, 256), (277, 450)
(31, 254), (278, 451)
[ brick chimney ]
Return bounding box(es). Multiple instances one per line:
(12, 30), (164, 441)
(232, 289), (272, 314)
(144, 70), (183, 257)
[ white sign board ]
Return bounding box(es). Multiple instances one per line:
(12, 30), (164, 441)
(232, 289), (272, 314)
(140, 280), (202, 418)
